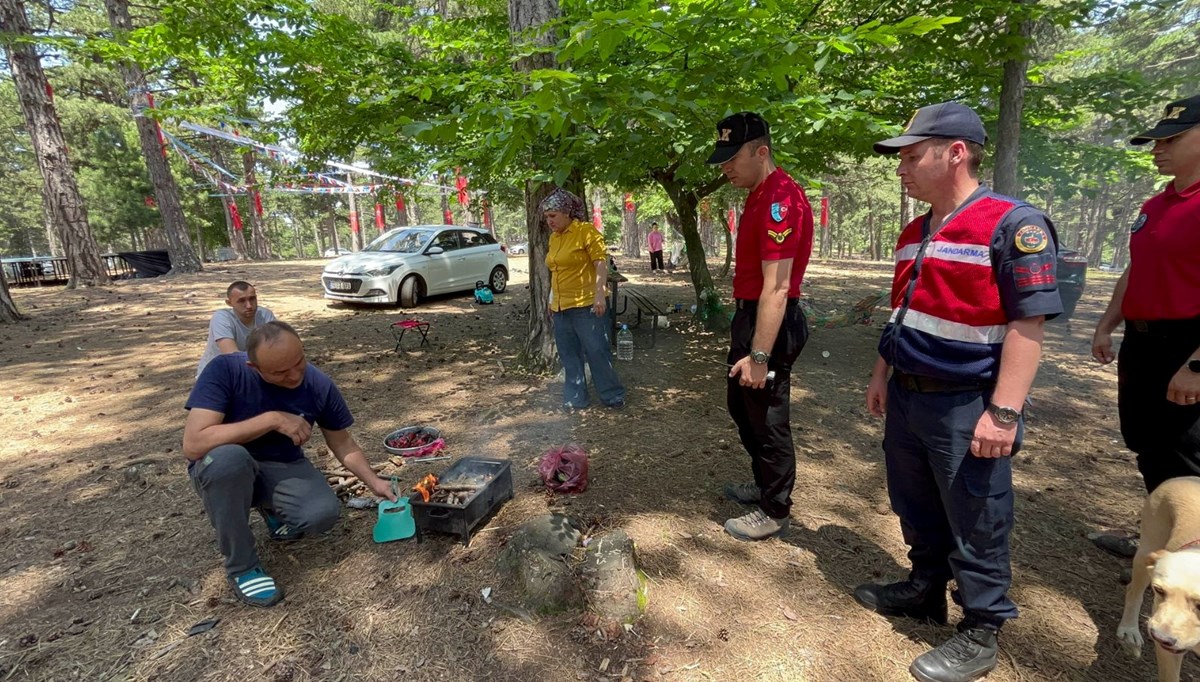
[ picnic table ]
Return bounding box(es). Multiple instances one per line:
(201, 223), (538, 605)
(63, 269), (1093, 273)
(606, 270), (628, 343)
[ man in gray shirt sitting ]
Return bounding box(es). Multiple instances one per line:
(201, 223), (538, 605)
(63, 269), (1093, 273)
(196, 281), (276, 378)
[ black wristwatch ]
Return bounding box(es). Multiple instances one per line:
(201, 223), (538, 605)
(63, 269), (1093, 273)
(750, 350), (770, 365)
(988, 404), (1021, 425)
(1189, 358), (1200, 374)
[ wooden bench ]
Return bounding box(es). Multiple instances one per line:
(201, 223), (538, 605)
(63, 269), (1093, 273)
(613, 286), (667, 348)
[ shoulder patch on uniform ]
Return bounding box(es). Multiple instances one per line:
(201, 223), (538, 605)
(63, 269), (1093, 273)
(1014, 225), (1048, 254)
(767, 227), (793, 244)
(1130, 213), (1148, 234)
(1012, 253), (1057, 293)
(770, 202), (787, 223)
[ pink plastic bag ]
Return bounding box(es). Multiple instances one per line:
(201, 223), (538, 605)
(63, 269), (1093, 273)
(538, 443), (589, 493)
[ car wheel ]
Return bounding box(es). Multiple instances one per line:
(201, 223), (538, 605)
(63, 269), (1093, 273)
(398, 276), (419, 308)
(488, 266), (507, 293)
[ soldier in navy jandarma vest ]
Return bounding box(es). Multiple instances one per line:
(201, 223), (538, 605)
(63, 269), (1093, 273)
(854, 102), (1063, 682)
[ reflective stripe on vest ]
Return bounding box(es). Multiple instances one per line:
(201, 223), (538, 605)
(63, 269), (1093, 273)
(890, 195), (1018, 341)
(888, 307), (1007, 345)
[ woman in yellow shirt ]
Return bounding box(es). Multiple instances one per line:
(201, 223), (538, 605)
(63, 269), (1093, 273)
(543, 188), (626, 409)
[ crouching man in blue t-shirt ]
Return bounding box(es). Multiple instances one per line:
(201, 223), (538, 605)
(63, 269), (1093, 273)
(183, 320), (397, 607)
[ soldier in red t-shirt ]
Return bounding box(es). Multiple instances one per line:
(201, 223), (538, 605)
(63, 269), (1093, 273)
(705, 112), (813, 542)
(1093, 95), (1200, 493)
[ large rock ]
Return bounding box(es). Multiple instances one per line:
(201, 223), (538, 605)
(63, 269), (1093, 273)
(496, 516), (646, 623)
(497, 514), (584, 615)
(515, 548), (585, 615)
(577, 529), (646, 624)
(503, 514), (580, 557)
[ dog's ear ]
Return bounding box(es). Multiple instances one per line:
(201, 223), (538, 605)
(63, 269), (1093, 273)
(1145, 549), (1169, 570)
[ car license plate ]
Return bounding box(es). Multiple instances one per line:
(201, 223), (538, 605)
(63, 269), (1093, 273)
(329, 280), (352, 291)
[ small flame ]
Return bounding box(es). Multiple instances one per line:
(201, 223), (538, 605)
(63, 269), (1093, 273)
(413, 474), (438, 503)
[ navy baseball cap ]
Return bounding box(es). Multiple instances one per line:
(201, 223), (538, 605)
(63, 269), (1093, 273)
(873, 102), (988, 154)
(1131, 94), (1200, 145)
(706, 112), (770, 165)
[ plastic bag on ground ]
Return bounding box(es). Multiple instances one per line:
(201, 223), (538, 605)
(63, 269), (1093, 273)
(538, 443), (589, 493)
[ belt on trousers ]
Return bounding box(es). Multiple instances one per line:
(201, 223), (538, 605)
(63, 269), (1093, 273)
(736, 298), (800, 310)
(892, 370), (993, 393)
(1126, 317), (1200, 335)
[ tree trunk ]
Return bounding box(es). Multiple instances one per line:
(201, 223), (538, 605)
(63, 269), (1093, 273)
(653, 170), (725, 329)
(242, 152), (273, 258)
(510, 0), (565, 372)
(1, 0), (108, 288)
(993, 7), (1033, 197)
(396, 195), (410, 227)
(721, 214), (733, 278)
(312, 222), (325, 257)
(43, 212), (61, 257)
(0, 267), (25, 322)
(210, 146), (248, 257)
(439, 181), (452, 224)
(345, 174), (364, 251)
(900, 181), (912, 229)
(622, 200), (639, 257)
(103, 0), (201, 274)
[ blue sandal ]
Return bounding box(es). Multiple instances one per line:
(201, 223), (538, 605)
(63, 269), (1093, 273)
(230, 566), (283, 607)
(256, 508), (302, 541)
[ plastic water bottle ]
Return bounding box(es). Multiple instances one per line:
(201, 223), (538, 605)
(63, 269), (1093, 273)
(616, 324), (634, 361)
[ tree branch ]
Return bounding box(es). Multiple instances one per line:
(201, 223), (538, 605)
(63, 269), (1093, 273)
(697, 174), (727, 199)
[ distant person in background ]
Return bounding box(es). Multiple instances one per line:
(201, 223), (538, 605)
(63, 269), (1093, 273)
(196, 282), (275, 378)
(544, 188), (626, 410)
(647, 222), (665, 272)
(1092, 94), (1200, 498)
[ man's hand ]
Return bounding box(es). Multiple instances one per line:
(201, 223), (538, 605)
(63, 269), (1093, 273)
(1091, 328), (1116, 364)
(1167, 364), (1200, 406)
(730, 356), (768, 389)
(273, 412), (312, 446)
(866, 373), (888, 417)
(970, 411), (1018, 458)
(365, 475), (398, 502)
(592, 296), (607, 317)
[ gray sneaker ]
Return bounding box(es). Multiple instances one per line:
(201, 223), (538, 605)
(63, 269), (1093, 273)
(724, 509), (789, 541)
(723, 481), (761, 505)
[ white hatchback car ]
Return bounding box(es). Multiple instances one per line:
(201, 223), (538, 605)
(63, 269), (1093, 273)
(321, 226), (509, 307)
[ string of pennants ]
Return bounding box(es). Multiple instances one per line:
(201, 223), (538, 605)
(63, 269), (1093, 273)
(163, 123), (474, 199)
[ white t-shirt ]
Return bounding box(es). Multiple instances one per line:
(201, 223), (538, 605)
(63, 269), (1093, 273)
(195, 307), (276, 378)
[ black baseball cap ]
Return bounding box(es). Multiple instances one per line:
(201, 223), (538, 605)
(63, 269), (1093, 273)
(1131, 95), (1200, 145)
(873, 102), (987, 154)
(706, 112), (770, 165)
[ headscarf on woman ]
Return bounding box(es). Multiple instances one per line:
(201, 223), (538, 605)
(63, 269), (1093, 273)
(540, 188), (588, 222)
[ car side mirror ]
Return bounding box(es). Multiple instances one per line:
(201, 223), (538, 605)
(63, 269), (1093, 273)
(426, 246), (445, 255)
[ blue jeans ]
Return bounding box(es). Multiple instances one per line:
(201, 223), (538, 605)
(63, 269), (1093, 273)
(553, 306), (625, 408)
(883, 378), (1021, 629)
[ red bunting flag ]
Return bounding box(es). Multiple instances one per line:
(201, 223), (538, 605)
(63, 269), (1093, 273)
(395, 195), (405, 215)
(443, 208), (454, 225)
(229, 202), (243, 231)
(820, 197), (830, 230)
(455, 169), (469, 206)
(144, 196), (156, 207)
(349, 209), (360, 233)
(727, 208), (736, 234)
(483, 200), (492, 228)
(253, 191), (264, 217)
(375, 203), (385, 231)
(623, 193), (634, 212)
(592, 204), (602, 230)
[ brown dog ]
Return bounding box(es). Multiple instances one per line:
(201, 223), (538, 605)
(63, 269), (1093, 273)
(1117, 476), (1200, 681)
